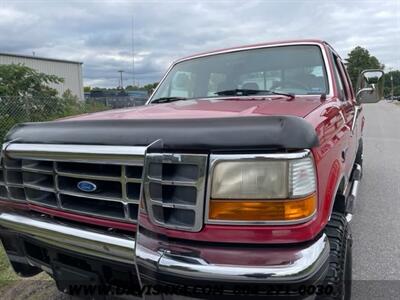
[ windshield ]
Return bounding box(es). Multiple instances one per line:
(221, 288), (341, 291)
(151, 45), (329, 102)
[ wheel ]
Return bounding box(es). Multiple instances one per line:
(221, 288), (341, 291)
(317, 212), (352, 300)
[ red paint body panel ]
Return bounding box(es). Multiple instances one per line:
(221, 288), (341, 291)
(140, 213), (318, 244)
(61, 96), (323, 121)
(0, 199), (29, 211)
(139, 228), (307, 266)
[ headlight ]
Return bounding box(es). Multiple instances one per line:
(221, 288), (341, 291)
(208, 152), (317, 224)
(212, 160), (289, 199)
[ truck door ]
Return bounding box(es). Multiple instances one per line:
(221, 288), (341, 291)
(331, 54), (357, 180)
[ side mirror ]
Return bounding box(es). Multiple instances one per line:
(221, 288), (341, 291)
(356, 69), (384, 103)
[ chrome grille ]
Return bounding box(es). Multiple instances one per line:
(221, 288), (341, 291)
(1, 155), (26, 202)
(144, 153), (207, 232)
(1, 144), (146, 223)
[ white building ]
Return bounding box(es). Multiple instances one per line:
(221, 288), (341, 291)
(0, 53), (84, 99)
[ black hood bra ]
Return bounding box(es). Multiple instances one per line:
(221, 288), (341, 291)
(5, 116), (319, 152)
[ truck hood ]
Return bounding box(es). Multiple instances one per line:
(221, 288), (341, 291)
(64, 96), (323, 121)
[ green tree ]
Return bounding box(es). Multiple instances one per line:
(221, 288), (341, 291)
(345, 46), (384, 90)
(143, 82), (159, 93)
(0, 64), (107, 141)
(0, 64), (65, 139)
(0, 64), (63, 97)
(125, 85), (141, 91)
(84, 86), (92, 92)
(125, 82), (158, 93)
(383, 70), (400, 98)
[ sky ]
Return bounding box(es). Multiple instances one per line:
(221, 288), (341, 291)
(0, 0), (399, 88)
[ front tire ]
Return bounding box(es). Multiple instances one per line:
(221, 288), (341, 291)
(317, 212), (352, 300)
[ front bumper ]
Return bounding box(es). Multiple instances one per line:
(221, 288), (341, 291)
(136, 230), (330, 295)
(0, 212), (135, 265)
(0, 211), (142, 297)
(0, 211), (330, 298)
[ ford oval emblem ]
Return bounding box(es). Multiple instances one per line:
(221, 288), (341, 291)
(77, 181), (97, 193)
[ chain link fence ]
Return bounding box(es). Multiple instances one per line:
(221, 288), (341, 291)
(0, 96), (112, 142)
(87, 96), (147, 109)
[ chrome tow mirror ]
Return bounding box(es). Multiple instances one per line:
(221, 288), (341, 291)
(356, 69), (384, 103)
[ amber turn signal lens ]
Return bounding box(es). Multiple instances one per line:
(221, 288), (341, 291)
(208, 194), (316, 222)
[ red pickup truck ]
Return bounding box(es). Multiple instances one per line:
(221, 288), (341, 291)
(0, 40), (384, 299)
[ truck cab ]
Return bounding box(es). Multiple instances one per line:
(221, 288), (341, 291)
(0, 40), (384, 299)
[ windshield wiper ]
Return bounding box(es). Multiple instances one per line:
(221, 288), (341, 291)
(215, 89), (294, 99)
(151, 96), (188, 103)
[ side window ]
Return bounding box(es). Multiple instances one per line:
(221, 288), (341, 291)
(339, 61), (355, 99)
(332, 55), (348, 100)
(169, 71), (194, 98)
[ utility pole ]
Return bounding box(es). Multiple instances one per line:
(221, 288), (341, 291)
(118, 70), (124, 89)
(391, 74), (394, 101)
(388, 68), (394, 100)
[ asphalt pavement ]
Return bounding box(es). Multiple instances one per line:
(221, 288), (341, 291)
(352, 101), (400, 299)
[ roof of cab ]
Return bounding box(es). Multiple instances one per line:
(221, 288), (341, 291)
(175, 39), (329, 63)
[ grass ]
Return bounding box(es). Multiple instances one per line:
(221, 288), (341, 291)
(0, 243), (19, 291)
(0, 243), (56, 299)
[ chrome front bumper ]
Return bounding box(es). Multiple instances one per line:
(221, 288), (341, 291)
(0, 212), (135, 265)
(136, 232), (330, 284)
(0, 211), (329, 287)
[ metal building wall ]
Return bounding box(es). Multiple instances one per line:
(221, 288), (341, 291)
(0, 54), (84, 100)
